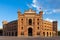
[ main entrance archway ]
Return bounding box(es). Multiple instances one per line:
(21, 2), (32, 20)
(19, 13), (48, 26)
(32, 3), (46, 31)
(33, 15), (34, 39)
(28, 28), (32, 36)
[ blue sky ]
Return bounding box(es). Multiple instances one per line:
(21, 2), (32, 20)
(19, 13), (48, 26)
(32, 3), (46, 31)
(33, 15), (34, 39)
(0, 0), (60, 31)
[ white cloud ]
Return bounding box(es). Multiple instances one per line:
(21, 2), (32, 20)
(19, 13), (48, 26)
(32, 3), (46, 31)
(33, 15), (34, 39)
(27, 4), (32, 8)
(53, 9), (60, 13)
(27, 0), (60, 14)
(33, 0), (36, 3)
(45, 18), (55, 22)
(31, 4), (37, 8)
(27, 0), (42, 13)
(31, 0), (40, 9)
(43, 9), (60, 14)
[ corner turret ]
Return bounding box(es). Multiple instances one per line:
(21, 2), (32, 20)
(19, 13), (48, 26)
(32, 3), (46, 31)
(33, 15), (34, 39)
(2, 20), (8, 25)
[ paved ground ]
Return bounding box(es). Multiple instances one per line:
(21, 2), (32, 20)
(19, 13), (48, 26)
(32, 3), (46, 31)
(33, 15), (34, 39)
(0, 36), (60, 40)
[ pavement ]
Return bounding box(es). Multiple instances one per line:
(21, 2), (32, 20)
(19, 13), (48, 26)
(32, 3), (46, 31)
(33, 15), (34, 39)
(0, 36), (60, 40)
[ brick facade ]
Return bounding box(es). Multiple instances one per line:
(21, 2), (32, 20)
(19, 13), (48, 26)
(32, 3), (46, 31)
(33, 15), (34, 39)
(3, 9), (58, 37)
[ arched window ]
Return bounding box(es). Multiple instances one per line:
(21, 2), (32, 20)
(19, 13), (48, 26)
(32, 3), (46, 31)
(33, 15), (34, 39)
(43, 32), (45, 36)
(47, 32), (48, 36)
(37, 19), (39, 21)
(15, 32), (17, 36)
(21, 27), (23, 30)
(50, 32), (51, 36)
(37, 22), (39, 25)
(29, 19), (32, 25)
(9, 32), (10, 36)
(21, 19), (23, 21)
(7, 32), (8, 36)
(12, 32), (14, 36)
(37, 27), (39, 30)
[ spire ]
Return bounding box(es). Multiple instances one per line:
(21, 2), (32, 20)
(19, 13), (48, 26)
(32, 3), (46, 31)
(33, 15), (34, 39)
(40, 11), (43, 13)
(39, 7), (43, 19)
(39, 7), (43, 14)
(17, 8), (20, 13)
(17, 8), (22, 17)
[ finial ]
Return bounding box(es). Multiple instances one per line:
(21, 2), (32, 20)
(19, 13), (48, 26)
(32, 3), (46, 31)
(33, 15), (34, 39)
(39, 7), (42, 11)
(39, 7), (43, 13)
(17, 8), (20, 13)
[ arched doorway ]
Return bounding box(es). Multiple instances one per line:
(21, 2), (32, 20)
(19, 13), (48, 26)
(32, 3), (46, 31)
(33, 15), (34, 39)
(28, 28), (32, 36)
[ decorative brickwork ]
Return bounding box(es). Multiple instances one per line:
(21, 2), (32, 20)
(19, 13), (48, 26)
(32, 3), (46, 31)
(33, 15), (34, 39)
(3, 9), (58, 37)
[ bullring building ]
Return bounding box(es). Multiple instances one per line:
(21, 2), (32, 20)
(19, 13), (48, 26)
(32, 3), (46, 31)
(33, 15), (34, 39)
(3, 9), (58, 37)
